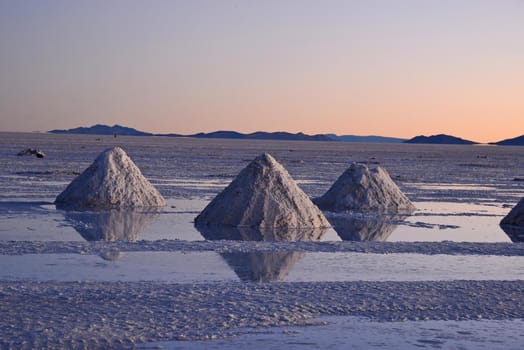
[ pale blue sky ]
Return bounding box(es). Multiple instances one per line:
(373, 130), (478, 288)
(1, 0), (523, 142)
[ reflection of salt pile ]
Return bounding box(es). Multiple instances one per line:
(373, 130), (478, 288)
(500, 198), (524, 242)
(221, 252), (305, 282)
(327, 213), (407, 241)
(195, 153), (330, 229)
(55, 147), (165, 209)
(196, 225), (326, 242)
(64, 209), (159, 241)
(314, 163), (415, 213)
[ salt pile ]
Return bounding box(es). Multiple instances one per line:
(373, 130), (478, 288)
(314, 163), (415, 213)
(195, 153), (330, 228)
(500, 198), (524, 232)
(55, 147), (165, 209)
(500, 198), (524, 241)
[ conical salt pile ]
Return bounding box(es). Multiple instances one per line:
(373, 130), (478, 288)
(195, 153), (330, 228)
(314, 163), (415, 213)
(501, 198), (524, 227)
(55, 147), (165, 209)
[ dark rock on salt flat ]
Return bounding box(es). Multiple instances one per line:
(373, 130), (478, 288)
(17, 148), (45, 158)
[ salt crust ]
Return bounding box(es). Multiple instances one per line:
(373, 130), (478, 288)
(314, 163), (415, 213)
(55, 147), (165, 209)
(1, 280), (522, 348)
(195, 153), (330, 228)
(1, 240), (523, 256)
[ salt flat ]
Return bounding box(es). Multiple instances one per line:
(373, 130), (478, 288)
(1, 132), (523, 349)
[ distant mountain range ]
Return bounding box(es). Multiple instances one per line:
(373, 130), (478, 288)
(178, 130), (333, 141)
(491, 135), (524, 146)
(48, 125), (524, 145)
(49, 124), (153, 136)
(48, 124), (405, 143)
(404, 134), (478, 145)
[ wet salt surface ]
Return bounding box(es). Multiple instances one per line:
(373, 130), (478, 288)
(1, 280), (523, 349)
(1, 132), (524, 243)
(0, 199), (516, 242)
(2, 252), (523, 283)
(140, 316), (524, 350)
(2, 239), (524, 256)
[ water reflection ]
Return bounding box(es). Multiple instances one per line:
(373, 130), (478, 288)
(61, 209), (159, 242)
(221, 251), (305, 282)
(194, 224), (327, 242)
(500, 225), (524, 242)
(327, 213), (408, 242)
(194, 224), (327, 282)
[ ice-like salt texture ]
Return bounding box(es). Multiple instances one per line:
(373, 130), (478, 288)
(55, 147), (165, 208)
(195, 153), (330, 229)
(314, 162), (415, 213)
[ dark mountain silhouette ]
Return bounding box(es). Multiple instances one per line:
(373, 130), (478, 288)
(189, 130), (245, 139)
(492, 135), (524, 146)
(49, 124), (153, 136)
(327, 134), (405, 143)
(244, 131), (330, 141)
(51, 124), (499, 145)
(48, 125), (330, 141)
(405, 134), (478, 145)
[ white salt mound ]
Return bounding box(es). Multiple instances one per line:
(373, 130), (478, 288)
(55, 147), (165, 208)
(314, 162), (415, 213)
(195, 153), (330, 228)
(501, 198), (524, 227)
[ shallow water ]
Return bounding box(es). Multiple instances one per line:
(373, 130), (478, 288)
(2, 252), (523, 283)
(140, 316), (524, 350)
(0, 198), (514, 242)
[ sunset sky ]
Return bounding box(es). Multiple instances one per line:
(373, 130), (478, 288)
(0, 0), (523, 143)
